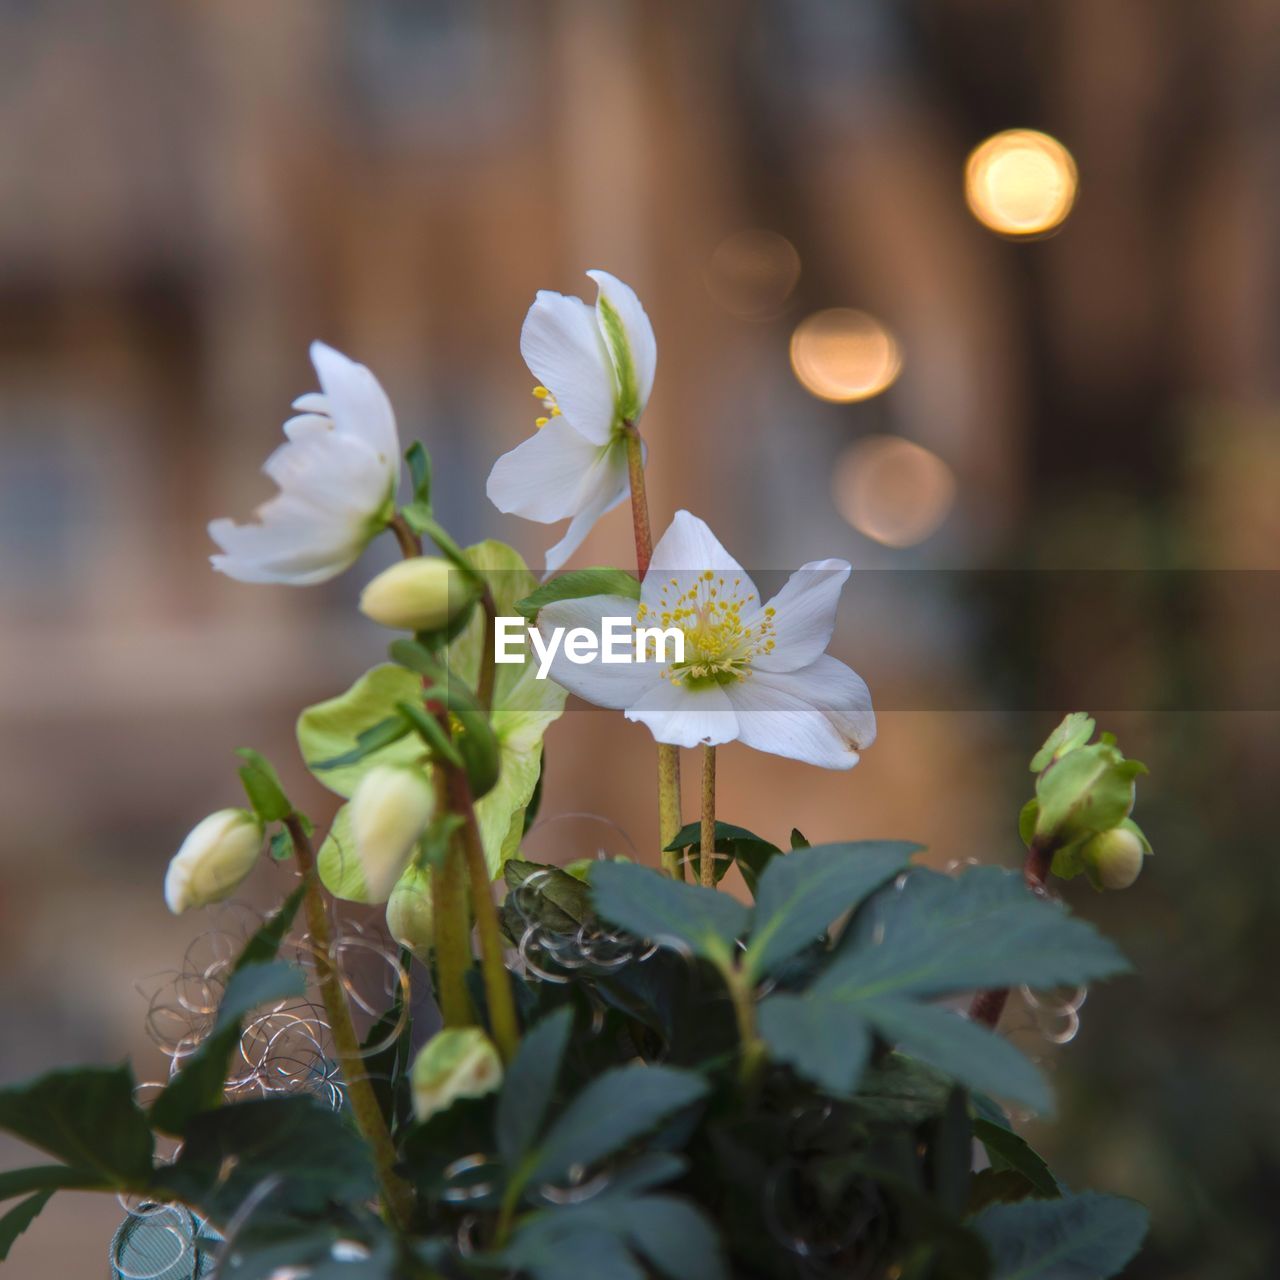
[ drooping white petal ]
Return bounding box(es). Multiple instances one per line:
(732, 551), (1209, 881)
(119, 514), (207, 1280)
(486, 419), (609, 523)
(726, 655), (875, 768)
(536, 596), (656, 708)
(587, 270), (656, 420)
(520, 291), (616, 444)
(642, 510), (758, 614)
(542, 446), (630, 573)
(746, 558), (851, 673)
(625, 677), (738, 748)
(263, 427), (392, 516)
(309, 342), (400, 480)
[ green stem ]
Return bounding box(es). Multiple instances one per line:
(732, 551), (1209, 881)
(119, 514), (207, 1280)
(700, 744), (717, 888)
(477, 589), (497, 714)
(624, 422), (684, 877)
(726, 964), (766, 1095)
(430, 769), (475, 1030)
(446, 764), (520, 1062)
(285, 815), (414, 1228)
(388, 511), (422, 560)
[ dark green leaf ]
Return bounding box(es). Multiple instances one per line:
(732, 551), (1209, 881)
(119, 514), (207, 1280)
(526, 1065), (707, 1186)
(0, 1191), (52, 1262)
(506, 1225), (645, 1280)
(0, 1064), (153, 1185)
(236, 747), (292, 822)
(269, 829), (293, 861)
(406, 441), (432, 506)
(0, 1165), (109, 1200)
(663, 820), (780, 890)
(360, 954), (413, 1135)
(744, 841), (917, 981)
(618, 1195), (729, 1280)
(514, 568), (641, 620)
(591, 861), (747, 968)
(972, 1191), (1148, 1279)
(789, 828), (810, 849)
(758, 994), (872, 1096)
(498, 1007), (573, 1164)
(312, 714), (412, 771)
(974, 1119), (1059, 1198)
(504, 861), (594, 938)
(828, 867), (1129, 998)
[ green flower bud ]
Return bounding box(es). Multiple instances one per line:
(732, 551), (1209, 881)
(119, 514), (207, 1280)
(386, 865), (434, 960)
(1033, 739), (1146, 848)
(359, 556), (477, 633)
(350, 764), (435, 903)
(411, 1027), (502, 1123)
(1079, 826), (1148, 890)
(165, 808), (263, 914)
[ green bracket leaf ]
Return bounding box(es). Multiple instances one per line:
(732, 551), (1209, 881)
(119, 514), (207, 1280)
(235, 747), (292, 823)
(514, 568), (641, 621)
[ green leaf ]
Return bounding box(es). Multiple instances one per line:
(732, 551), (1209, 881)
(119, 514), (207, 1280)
(498, 1007), (574, 1165)
(744, 841), (918, 981)
(406, 441), (432, 506)
(1033, 742), (1146, 844)
(297, 665), (424, 797)
(514, 568), (641, 621)
(972, 1191), (1148, 1279)
(591, 861), (748, 969)
(235, 747), (292, 822)
(757, 993), (872, 1096)
(856, 997), (1050, 1114)
(0, 1064), (153, 1184)
(157, 1096), (377, 1222)
(828, 867), (1130, 998)
(663, 820), (780, 890)
(0, 1191), (53, 1263)
(151, 885), (306, 1133)
(0, 1165), (109, 1200)
(506, 1225), (645, 1280)
(974, 1119), (1058, 1198)
(526, 1065), (708, 1186)
(1029, 713), (1096, 773)
(617, 1194), (729, 1280)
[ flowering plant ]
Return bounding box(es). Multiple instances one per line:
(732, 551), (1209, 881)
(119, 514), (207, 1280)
(0, 275), (1151, 1279)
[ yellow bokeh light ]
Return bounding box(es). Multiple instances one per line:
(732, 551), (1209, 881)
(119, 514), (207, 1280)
(964, 129), (1078, 237)
(789, 309), (902, 403)
(832, 435), (956, 547)
(705, 229), (801, 319)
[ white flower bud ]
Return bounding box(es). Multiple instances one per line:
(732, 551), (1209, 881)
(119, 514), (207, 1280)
(358, 557), (476, 633)
(386, 866), (434, 960)
(411, 1028), (503, 1123)
(350, 764), (435, 903)
(1079, 827), (1146, 890)
(165, 809), (264, 914)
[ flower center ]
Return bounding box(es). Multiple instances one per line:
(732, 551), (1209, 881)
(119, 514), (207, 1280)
(639, 571), (776, 687)
(531, 385), (563, 429)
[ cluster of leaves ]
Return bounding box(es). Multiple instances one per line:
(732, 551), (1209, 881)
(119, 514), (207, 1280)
(1, 822), (1148, 1278)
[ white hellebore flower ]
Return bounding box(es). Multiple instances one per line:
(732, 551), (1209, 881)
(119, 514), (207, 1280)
(486, 270), (656, 573)
(209, 342), (401, 585)
(165, 809), (264, 914)
(349, 764), (436, 903)
(537, 511), (876, 769)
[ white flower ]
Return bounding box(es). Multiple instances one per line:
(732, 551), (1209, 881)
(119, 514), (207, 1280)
(537, 511), (876, 769)
(209, 342), (401, 585)
(486, 270), (656, 573)
(349, 764), (435, 903)
(165, 809), (264, 913)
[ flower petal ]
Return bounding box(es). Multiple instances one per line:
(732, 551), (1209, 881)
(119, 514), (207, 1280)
(625, 677), (738, 748)
(520, 291), (616, 444)
(725, 655), (875, 768)
(587, 270), (656, 421)
(642, 510), (758, 613)
(542, 446), (630, 573)
(747, 559), (851, 673)
(309, 341), (401, 482)
(486, 419), (607, 522)
(535, 595), (656, 709)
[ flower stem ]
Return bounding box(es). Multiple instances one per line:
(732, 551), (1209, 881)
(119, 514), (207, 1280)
(624, 422), (684, 876)
(700, 745), (717, 888)
(477, 589), (498, 714)
(285, 815), (414, 1228)
(388, 512), (421, 560)
(445, 764), (520, 1063)
(726, 964), (766, 1095)
(431, 769), (475, 1030)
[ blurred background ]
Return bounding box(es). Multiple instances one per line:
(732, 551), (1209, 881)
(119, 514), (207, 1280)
(1, 1), (1278, 1275)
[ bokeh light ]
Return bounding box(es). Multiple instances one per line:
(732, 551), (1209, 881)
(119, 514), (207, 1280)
(832, 435), (956, 547)
(705, 229), (801, 319)
(789, 309), (902, 402)
(964, 128), (1078, 237)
